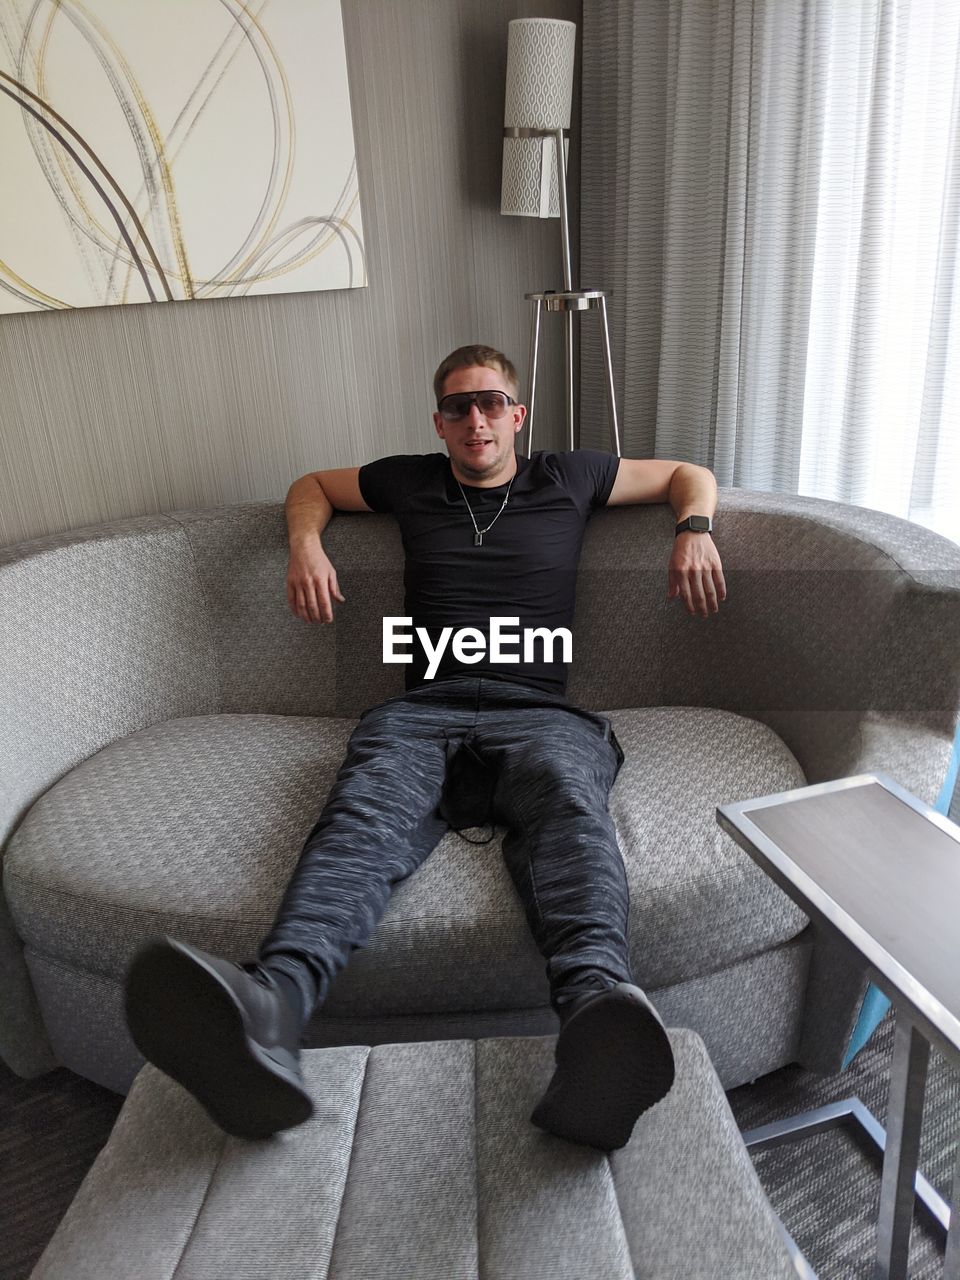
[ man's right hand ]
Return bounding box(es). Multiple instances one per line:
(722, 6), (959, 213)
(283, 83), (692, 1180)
(284, 468), (368, 622)
(286, 537), (345, 623)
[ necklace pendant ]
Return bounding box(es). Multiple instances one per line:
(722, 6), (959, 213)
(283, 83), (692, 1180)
(474, 532), (483, 546)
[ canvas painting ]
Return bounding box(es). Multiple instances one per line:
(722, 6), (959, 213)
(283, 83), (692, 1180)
(0, 0), (366, 314)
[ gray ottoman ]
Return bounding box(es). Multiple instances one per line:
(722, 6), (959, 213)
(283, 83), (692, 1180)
(32, 1030), (800, 1279)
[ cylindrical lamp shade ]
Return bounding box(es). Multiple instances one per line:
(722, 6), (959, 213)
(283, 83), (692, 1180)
(501, 18), (576, 219)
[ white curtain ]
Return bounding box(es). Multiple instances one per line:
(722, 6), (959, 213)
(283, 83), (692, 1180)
(580, 0), (960, 545)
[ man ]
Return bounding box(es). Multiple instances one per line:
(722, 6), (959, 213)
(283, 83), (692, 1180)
(125, 344), (726, 1151)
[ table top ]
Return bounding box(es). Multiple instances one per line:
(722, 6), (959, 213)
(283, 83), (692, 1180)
(717, 773), (960, 1058)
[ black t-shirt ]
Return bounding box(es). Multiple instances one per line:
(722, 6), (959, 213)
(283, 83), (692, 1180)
(358, 450), (620, 693)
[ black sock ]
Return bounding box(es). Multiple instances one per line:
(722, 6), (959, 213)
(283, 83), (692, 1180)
(553, 969), (618, 1011)
(258, 959), (318, 1029)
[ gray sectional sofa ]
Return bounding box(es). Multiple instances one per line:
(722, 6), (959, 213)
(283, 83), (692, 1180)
(3, 490), (959, 1095)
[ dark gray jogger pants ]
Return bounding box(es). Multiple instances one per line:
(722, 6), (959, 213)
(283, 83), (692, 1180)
(259, 677), (632, 1017)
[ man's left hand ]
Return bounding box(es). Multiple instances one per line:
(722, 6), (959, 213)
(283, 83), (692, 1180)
(668, 533), (726, 618)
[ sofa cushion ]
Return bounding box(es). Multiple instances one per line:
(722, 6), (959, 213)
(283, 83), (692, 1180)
(4, 707), (807, 1017)
(611, 707), (808, 986)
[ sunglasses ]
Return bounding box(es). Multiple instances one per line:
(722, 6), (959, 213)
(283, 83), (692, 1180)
(437, 390), (518, 421)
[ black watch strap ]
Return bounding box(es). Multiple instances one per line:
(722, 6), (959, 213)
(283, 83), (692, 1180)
(675, 515), (713, 536)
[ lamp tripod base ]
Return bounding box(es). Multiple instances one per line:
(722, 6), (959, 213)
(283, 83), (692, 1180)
(524, 289), (621, 457)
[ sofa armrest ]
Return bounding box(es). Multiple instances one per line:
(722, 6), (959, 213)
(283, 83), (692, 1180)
(656, 492), (960, 1073)
(0, 895), (57, 1076)
(656, 490), (960, 785)
(0, 515), (220, 1073)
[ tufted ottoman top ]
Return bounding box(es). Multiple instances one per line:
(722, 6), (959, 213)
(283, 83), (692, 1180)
(31, 1029), (798, 1279)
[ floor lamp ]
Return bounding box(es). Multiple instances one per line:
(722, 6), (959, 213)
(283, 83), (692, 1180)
(500, 17), (621, 457)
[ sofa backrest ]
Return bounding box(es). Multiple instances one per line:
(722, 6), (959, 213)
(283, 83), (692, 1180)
(3, 491), (960, 853)
(170, 504), (406, 718)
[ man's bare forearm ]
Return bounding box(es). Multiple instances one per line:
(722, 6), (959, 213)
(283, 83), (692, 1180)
(668, 463), (717, 522)
(285, 475), (346, 623)
(285, 475), (333, 548)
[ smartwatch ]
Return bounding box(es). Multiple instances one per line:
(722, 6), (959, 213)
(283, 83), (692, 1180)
(675, 515), (713, 536)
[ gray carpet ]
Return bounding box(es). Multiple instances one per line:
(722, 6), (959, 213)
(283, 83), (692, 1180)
(0, 1060), (123, 1280)
(2, 1011), (958, 1279)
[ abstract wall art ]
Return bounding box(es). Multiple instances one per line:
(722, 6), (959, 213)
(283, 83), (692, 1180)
(0, 0), (366, 314)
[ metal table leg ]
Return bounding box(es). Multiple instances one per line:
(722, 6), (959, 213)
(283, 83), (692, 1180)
(874, 1016), (930, 1279)
(743, 1092), (951, 1231)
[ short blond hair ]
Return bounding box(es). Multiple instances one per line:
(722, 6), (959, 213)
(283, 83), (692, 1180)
(433, 345), (520, 404)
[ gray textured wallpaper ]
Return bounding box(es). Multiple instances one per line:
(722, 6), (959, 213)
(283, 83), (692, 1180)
(0, 0), (580, 548)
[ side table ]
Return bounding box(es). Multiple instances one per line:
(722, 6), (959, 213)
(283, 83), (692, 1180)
(718, 772), (960, 1280)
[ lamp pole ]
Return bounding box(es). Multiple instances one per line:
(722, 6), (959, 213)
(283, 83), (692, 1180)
(504, 125), (621, 458)
(500, 17), (620, 457)
(554, 126), (575, 449)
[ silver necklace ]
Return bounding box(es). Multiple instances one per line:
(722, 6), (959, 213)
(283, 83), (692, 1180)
(456, 476), (514, 546)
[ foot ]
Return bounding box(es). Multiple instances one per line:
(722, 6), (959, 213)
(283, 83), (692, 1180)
(531, 982), (675, 1151)
(124, 937), (314, 1140)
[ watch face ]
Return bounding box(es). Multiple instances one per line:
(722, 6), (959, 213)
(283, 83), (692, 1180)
(688, 516), (711, 532)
